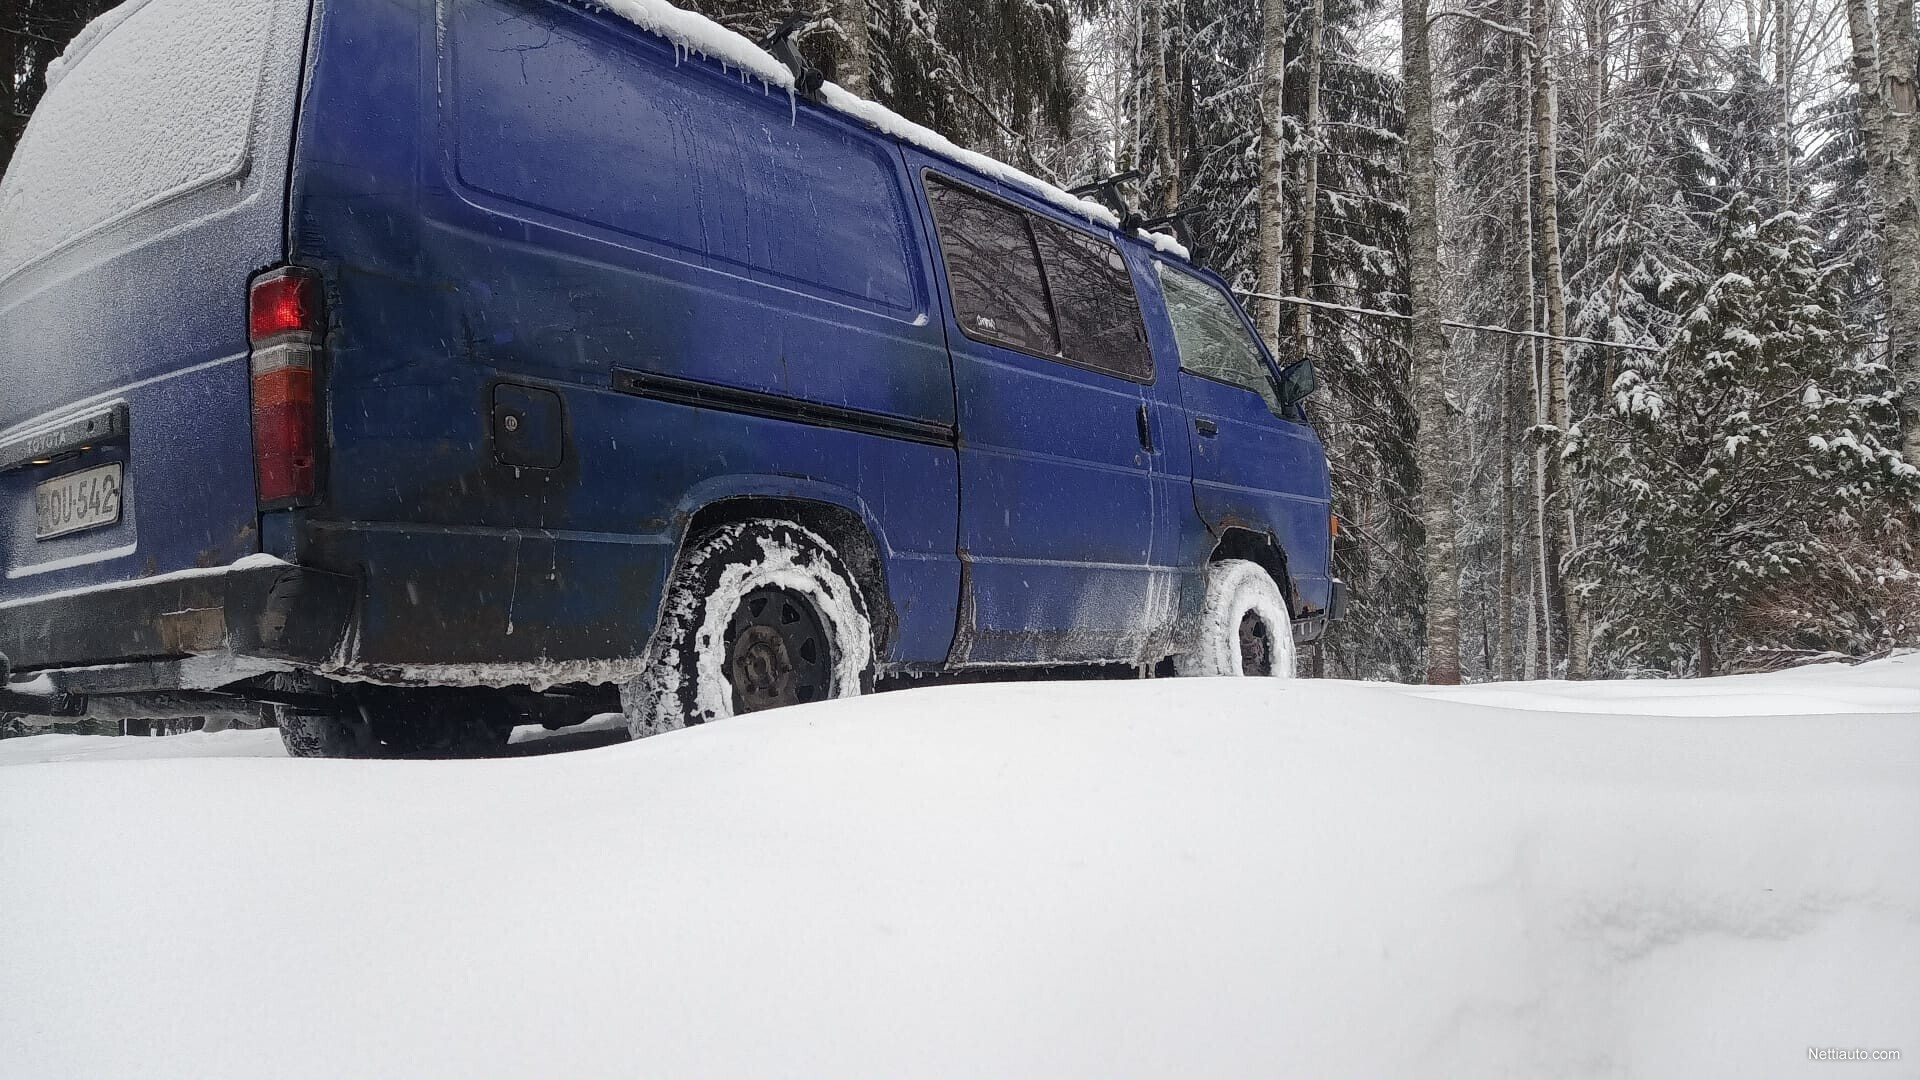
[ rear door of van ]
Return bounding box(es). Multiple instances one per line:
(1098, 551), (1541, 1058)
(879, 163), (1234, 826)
(0, 0), (311, 602)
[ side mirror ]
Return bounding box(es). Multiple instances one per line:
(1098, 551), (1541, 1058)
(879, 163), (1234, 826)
(1275, 357), (1320, 409)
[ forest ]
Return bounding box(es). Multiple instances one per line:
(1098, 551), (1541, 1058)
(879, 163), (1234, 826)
(6, 0), (1916, 683)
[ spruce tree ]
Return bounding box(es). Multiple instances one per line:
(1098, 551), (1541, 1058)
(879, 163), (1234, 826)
(1578, 194), (1918, 673)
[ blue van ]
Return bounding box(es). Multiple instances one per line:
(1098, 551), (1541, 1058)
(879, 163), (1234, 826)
(0, 0), (1341, 756)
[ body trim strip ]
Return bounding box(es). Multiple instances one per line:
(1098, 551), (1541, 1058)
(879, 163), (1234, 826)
(613, 368), (957, 449)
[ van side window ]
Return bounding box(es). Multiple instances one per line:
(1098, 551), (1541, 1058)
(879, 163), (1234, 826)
(924, 177), (1060, 357)
(1158, 265), (1282, 412)
(1031, 218), (1152, 381)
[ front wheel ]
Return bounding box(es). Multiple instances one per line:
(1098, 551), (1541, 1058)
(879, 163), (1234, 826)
(622, 519), (875, 738)
(1175, 559), (1297, 678)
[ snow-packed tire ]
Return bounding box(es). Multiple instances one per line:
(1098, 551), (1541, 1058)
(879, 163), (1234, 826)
(1175, 558), (1297, 678)
(621, 519), (875, 738)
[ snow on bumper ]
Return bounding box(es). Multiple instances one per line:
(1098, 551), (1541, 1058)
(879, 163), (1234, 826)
(0, 559), (356, 709)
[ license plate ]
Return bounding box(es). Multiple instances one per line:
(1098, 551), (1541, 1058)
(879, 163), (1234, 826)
(35, 463), (124, 540)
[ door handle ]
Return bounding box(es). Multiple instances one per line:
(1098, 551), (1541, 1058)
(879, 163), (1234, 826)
(1195, 418), (1219, 437)
(1137, 405), (1155, 453)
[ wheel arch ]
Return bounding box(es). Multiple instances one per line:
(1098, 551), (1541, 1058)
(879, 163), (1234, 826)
(681, 493), (897, 657)
(1209, 527), (1296, 612)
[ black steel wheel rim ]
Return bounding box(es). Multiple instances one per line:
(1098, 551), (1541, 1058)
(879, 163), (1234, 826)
(1237, 611), (1273, 677)
(725, 587), (832, 714)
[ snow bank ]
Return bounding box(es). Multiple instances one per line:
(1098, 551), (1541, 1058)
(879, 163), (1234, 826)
(1400, 655), (1920, 716)
(0, 717), (628, 767)
(0, 727), (286, 766)
(3, 659), (1916, 1078)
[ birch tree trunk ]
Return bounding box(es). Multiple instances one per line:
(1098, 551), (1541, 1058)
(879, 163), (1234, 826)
(1253, 0), (1288, 348)
(1499, 335), (1520, 680)
(1848, 0), (1920, 464)
(1293, 0), (1326, 356)
(1775, 0), (1794, 200)
(1581, 0), (1610, 155)
(1516, 36), (1552, 679)
(1149, 0), (1180, 210)
(834, 0), (872, 97)
(1531, 0), (1589, 677)
(1403, 0), (1463, 684)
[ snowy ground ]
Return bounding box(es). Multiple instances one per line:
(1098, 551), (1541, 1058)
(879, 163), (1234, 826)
(2, 661), (1917, 1078)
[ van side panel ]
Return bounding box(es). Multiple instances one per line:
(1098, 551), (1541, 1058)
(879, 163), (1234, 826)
(906, 155), (1179, 664)
(284, 0), (961, 675)
(0, 0), (311, 603)
(1123, 250), (1214, 632)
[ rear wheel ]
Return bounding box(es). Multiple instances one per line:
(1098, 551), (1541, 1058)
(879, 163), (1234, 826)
(1175, 558), (1297, 678)
(275, 693), (514, 759)
(622, 519), (874, 738)
(725, 586), (837, 713)
(276, 709), (371, 759)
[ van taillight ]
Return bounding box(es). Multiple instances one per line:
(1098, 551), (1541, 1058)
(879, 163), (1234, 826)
(248, 267), (325, 504)
(249, 269), (323, 339)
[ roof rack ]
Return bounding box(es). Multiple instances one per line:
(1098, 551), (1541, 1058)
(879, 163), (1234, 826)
(1067, 169), (1144, 230)
(1138, 209), (1206, 262)
(760, 14), (825, 103)
(1064, 171), (1205, 262)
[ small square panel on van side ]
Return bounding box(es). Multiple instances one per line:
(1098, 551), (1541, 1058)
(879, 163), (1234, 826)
(492, 383), (566, 469)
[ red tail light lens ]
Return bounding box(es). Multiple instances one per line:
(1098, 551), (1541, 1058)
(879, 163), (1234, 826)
(249, 268), (324, 341)
(252, 366), (316, 503)
(248, 267), (324, 504)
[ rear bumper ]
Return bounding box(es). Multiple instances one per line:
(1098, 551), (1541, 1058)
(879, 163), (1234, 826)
(1288, 578), (1346, 646)
(0, 561), (356, 713)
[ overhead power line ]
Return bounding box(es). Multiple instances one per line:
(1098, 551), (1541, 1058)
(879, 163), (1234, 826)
(1235, 289), (1666, 353)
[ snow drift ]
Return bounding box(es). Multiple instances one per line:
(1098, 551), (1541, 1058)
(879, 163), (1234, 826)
(2, 660), (1917, 1078)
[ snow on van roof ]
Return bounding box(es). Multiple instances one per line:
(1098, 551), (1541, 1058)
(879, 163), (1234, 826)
(594, 0), (797, 89)
(815, 83), (1118, 230)
(591, 0), (1193, 256)
(40, 0), (1188, 259)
